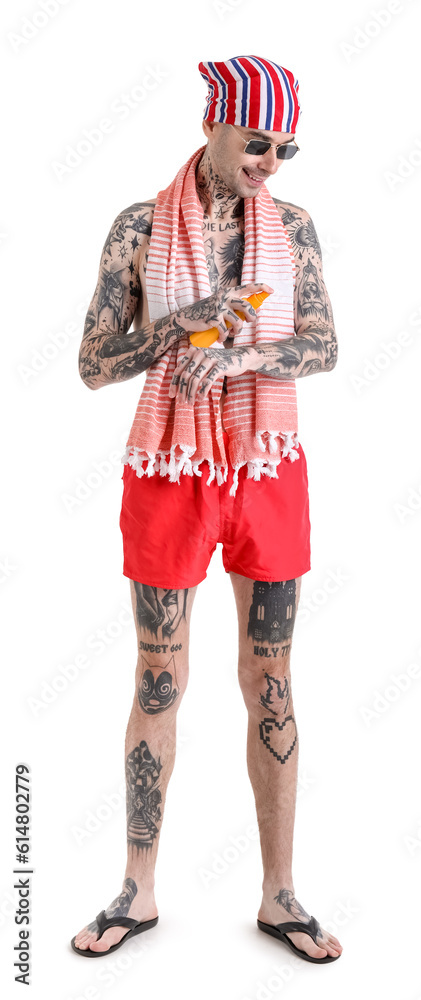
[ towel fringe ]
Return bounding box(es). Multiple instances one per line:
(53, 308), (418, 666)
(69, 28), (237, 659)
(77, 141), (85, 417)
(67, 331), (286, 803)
(122, 429), (300, 496)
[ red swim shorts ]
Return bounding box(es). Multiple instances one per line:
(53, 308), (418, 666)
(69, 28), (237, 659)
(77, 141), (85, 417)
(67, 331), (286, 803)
(119, 430), (311, 588)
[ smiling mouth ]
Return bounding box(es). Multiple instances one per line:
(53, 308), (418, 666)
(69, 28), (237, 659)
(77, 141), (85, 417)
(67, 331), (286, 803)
(242, 167), (266, 182)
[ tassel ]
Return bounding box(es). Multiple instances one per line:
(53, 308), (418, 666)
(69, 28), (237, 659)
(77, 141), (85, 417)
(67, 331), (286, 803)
(281, 432), (300, 461)
(256, 431), (266, 452)
(168, 446), (178, 481)
(146, 455), (156, 477)
(206, 459), (216, 486)
(192, 462), (203, 477)
(268, 432), (278, 455)
(229, 465), (241, 497)
(159, 453), (169, 475)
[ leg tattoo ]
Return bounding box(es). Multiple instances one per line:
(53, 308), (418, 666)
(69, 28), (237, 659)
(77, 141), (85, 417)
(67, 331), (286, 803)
(126, 741), (162, 851)
(137, 654), (180, 714)
(247, 580), (297, 648)
(258, 671), (297, 764)
(133, 583), (188, 640)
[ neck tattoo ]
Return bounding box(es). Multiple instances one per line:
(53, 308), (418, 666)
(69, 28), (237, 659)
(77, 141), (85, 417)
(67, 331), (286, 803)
(196, 148), (244, 223)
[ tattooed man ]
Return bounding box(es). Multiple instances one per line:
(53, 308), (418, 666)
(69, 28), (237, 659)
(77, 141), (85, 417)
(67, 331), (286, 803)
(71, 56), (342, 964)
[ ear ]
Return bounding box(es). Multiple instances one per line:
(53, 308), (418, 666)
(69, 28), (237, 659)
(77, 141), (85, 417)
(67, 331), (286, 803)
(202, 119), (215, 142)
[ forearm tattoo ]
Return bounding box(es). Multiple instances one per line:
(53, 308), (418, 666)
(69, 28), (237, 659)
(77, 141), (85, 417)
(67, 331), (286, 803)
(126, 740), (163, 851)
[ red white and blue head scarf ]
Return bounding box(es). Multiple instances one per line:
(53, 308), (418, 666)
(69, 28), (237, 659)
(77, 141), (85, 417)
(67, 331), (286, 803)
(198, 55), (301, 133)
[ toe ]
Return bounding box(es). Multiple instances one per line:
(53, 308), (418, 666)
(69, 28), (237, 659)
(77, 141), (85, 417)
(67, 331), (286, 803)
(287, 932), (328, 959)
(74, 927), (99, 949)
(88, 928), (126, 952)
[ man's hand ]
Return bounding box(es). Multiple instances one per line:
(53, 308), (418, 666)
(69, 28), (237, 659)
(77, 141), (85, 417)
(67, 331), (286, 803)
(168, 344), (256, 405)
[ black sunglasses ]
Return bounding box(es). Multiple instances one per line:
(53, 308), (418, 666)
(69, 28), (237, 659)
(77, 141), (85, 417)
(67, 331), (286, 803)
(229, 123), (299, 160)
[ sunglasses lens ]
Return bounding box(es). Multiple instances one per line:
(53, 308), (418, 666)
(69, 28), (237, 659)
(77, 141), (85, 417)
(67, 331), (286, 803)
(244, 140), (271, 156)
(244, 139), (298, 160)
(277, 144), (297, 160)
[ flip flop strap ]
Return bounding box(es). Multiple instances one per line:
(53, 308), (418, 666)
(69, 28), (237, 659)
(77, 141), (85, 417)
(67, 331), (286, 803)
(96, 910), (139, 939)
(275, 914), (321, 944)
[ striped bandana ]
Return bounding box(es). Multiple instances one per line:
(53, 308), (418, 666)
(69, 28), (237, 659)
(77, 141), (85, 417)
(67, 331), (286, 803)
(198, 55), (301, 132)
(121, 144), (300, 498)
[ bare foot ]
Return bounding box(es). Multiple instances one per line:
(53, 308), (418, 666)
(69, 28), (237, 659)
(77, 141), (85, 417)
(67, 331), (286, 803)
(258, 886), (343, 961)
(73, 877), (158, 954)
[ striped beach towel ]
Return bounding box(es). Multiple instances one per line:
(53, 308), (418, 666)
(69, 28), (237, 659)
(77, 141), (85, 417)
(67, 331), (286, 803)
(122, 143), (300, 497)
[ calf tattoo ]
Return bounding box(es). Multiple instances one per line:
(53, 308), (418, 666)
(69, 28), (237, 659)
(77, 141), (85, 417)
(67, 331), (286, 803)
(126, 740), (162, 850)
(137, 654), (179, 714)
(259, 671), (297, 765)
(86, 877), (137, 932)
(134, 583), (188, 640)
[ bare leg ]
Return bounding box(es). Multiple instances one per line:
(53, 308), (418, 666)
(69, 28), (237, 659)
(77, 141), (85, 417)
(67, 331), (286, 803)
(230, 572), (343, 960)
(73, 581), (197, 953)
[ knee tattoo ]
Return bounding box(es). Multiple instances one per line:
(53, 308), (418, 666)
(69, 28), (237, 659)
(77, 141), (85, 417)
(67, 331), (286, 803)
(137, 653), (180, 715)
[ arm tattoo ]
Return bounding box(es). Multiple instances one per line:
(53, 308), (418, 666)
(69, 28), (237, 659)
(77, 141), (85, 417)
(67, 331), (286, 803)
(79, 201), (190, 389)
(261, 199), (338, 378)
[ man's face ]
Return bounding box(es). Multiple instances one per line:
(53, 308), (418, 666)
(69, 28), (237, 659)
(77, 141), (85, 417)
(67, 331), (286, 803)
(202, 120), (296, 198)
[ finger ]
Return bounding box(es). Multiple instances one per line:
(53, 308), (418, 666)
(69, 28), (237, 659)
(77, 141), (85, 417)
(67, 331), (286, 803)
(187, 364), (219, 404)
(235, 282), (274, 295)
(185, 363), (208, 403)
(230, 298), (257, 322)
(169, 351), (196, 395)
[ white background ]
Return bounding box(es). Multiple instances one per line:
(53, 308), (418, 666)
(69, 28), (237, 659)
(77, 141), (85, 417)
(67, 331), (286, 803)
(2, 0), (421, 997)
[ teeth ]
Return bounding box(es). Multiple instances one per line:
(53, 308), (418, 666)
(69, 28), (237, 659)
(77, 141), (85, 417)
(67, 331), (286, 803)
(245, 169), (262, 180)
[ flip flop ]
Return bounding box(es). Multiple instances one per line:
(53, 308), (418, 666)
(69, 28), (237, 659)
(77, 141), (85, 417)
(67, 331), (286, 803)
(257, 914), (340, 964)
(71, 910), (159, 957)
